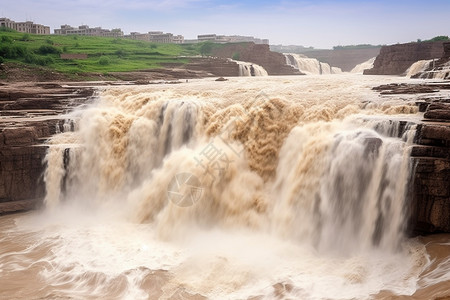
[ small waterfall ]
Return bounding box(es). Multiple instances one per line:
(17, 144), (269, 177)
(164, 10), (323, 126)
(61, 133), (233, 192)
(317, 127), (414, 253)
(229, 59), (268, 76)
(351, 57), (376, 73)
(283, 53), (342, 74)
(409, 60), (450, 80)
(405, 59), (434, 77)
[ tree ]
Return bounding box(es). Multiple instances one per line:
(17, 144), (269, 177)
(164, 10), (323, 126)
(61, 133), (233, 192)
(429, 35), (449, 42)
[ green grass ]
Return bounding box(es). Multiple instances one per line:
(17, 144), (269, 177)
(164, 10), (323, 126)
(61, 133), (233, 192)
(0, 30), (208, 74)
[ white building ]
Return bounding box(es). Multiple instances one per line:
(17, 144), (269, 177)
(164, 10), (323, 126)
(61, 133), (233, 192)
(0, 17), (50, 34)
(54, 24), (123, 37)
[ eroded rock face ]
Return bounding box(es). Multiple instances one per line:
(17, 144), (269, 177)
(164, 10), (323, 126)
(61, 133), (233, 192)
(372, 82), (450, 234)
(412, 119), (450, 232)
(364, 41), (446, 75)
(0, 83), (94, 212)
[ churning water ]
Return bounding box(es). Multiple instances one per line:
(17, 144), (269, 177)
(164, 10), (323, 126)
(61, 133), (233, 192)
(1, 75), (449, 299)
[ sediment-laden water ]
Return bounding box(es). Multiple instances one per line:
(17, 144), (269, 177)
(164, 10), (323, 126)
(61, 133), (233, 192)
(1, 75), (449, 299)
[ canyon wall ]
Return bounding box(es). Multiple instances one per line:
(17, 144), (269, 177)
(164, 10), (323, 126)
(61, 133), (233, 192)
(364, 41), (446, 75)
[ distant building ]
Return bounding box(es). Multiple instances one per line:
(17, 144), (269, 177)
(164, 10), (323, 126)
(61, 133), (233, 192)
(172, 35), (184, 44)
(124, 31), (184, 44)
(196, 34), (269, 44)
(149, 32), (173, 43)
(54, 24), (123, 37)
(0, 17), (50, 34)
(127, 32), (150, 41)
(198, 34), (219, 42)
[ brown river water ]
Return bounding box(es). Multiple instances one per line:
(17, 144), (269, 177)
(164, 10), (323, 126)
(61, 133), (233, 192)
(1, 75), (449, 299)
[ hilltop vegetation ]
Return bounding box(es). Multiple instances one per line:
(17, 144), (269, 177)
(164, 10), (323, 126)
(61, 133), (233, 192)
(0, 29), (217, 77)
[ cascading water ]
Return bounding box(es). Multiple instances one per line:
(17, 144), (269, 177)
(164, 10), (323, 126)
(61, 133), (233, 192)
(406, 59), (450, 79)
(284, 53), (342, 74)
(405, 59), (435, 77)
(2, 76), (449, 300)
(228, 59), (268, 76)
(351, 57), (376, 73)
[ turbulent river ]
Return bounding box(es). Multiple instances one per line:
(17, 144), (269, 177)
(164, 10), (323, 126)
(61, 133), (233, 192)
(1, 75), (449, 299)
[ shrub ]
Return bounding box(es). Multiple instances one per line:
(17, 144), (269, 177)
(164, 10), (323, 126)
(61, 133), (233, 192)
(98, 56), (110, 65)
(24, 53), (53, 65)
(36, 45), (62, 55)
(63, 46), (68, 52)
(0, 44), (29, 59)
(0, 45), (13, 58)
(150, 44), (157, 49)
(429, 35), (449, 42)
(1, 36), (13, 43)
(232, 52), (240, 60)
(0, 56), (4, 64)
(45, 39), (54, 45)
(20, 33), (31, 41)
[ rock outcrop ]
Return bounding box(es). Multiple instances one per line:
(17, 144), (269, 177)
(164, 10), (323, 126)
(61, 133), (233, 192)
(411, 97), (450, 234)
(373, 83), (450, 234)
(0, 83), (94, 212)
(211, 43), (301, 75)
(364, 41), (446, 75)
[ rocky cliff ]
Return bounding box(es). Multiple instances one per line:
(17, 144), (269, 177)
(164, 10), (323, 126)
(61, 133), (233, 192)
(364, 41), (446, 75)
(0, 83), (94, 213)
(373, 83), (450, 234)
(211, 43), (301, 75)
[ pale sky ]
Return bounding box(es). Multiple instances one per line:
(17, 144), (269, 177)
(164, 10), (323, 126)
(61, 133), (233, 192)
(1, 0), (449, 49)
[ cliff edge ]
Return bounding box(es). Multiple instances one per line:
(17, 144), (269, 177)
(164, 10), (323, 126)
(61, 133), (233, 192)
(364, 41), (446, 75)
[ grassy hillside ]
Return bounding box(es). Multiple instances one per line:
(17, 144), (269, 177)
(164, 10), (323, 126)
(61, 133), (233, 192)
(0, 29), (209, 75)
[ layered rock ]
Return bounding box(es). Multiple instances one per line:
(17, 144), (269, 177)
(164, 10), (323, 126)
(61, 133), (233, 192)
(364, 41), (446, 75)
(373, 83), (450, 234)
(0, 83), (94, 212)
(211, 43), (301, 75)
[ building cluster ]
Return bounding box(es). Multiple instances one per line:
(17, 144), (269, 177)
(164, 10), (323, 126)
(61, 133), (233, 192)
(0, 17), (50, 35)
(125, 31), (184, 44)
(0, 17), (269, 45)
(54, 25), (124, 37)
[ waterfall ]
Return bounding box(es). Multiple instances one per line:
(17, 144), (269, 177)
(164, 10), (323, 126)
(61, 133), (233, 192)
(351, 57), (376, 73)
(407, 60), (450, 79)
(228, 59), (268, 76)
(37, 77), (433, 300)
(43, 78), (417, 250)
(405, 59), (434, 77)
(283, 53), (342, 74)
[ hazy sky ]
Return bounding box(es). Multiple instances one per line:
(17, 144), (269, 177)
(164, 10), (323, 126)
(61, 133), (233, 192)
(2, 0), (449, 49)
